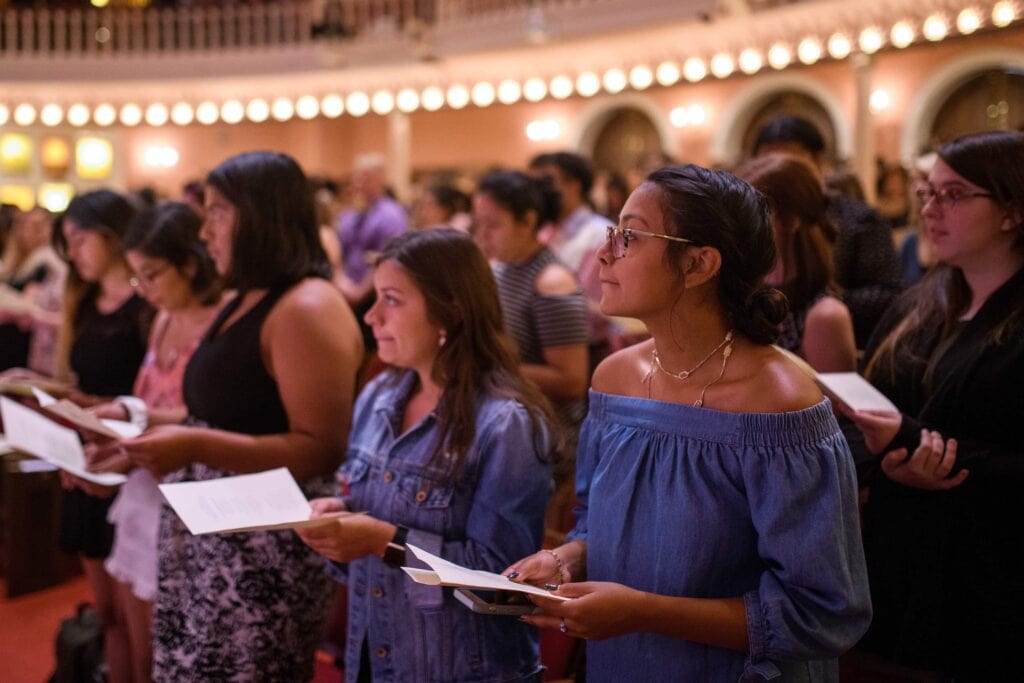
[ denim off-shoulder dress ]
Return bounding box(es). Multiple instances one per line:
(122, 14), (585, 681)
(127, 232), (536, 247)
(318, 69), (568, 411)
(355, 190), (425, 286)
(568, 390), (872, 682)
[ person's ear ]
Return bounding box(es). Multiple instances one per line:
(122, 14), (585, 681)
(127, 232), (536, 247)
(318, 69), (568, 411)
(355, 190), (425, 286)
(681, 246), (722, 288)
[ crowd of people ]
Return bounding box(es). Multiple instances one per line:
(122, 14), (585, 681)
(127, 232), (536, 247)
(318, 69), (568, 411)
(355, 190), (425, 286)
(0, 117), (1021, 682)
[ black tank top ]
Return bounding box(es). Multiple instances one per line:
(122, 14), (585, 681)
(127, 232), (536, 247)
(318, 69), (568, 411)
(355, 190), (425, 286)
(183, 286), (290, 435)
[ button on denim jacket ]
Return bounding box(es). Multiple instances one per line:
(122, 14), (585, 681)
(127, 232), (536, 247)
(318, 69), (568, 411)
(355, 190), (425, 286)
(327, 370), (552, 683)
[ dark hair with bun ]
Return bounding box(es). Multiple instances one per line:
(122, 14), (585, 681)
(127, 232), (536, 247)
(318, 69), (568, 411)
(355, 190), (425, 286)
(645, 164), (788, 345)
(476, 169), (561, 232)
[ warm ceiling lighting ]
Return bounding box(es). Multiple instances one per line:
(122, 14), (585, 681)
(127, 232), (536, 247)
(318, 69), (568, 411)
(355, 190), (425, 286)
(956, 8), (982, 34)
(195, 101), (219, 125)
(0, 105), (9, 126)
(602, 68), (627, 93)
(170, 102), (194, 126)
(523, 77), (547, 102)
(890, 21), (915, 48)
(767, 44), (791, 69)
(549, 75), (574, 99)
(145, 103), (169, 126)
(321, 94), (344, 118)
(575, 72), (601, 97)
(67, 104), (90, 127)
(859, 27), (884, 54)
(446, 85), (470, 109)
(923, 14), (949, 41)
(797, 38), (822, 64)
(396, 89), (420, 113)
(119, 103), (142, 127)
(421, 86), (444, 111)
(40, 104), (63, 127)
(93, 103), (116, 127)
(738, 49), (763, 74)
(295, 95), (320, 120)
(828, 33), (852, 59)
(683, 57), (707, 82)
(525, 119), (561, 142)
(345, 92), (370, 116)
(41, 138), (71, 172)
(245, 99), (269, 123)
(220, 100), (244, 124)
(709, 53), (735, 79)
(13, 104), (37, 126)
(869, 88), (891, 112)
(371, 91), (395, 115)
(993, 1), (1017, 27)
(656, 61), (680, 86)
(76, 137), (113, 179)
(471, 82), (496, 107)
(628, 65), (653, 90)
(497, 79), (522, 104)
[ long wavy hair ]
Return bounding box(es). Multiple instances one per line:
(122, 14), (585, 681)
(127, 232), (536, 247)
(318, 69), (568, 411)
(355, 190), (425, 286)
(865, 130), (1024, 385)
(375, 228), (553, 481)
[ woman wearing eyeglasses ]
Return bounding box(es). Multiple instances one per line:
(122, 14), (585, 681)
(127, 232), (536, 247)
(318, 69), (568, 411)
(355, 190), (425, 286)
(507, 164), (871, 681)
(848, 131), (1024, 680)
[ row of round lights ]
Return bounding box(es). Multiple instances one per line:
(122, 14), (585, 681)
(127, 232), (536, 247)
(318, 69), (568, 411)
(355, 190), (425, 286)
(0, 3), (1018, 128)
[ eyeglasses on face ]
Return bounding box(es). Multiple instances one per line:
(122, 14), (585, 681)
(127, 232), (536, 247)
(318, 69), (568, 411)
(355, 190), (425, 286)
(605, 225), (695, 259)
(915, 184), (993, 209)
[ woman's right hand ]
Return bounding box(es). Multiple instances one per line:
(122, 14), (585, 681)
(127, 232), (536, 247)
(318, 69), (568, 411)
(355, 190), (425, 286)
(504, 549), (567, 587)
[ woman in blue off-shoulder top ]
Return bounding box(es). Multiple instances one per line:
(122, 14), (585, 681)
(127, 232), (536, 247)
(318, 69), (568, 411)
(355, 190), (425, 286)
(509, 165), (871, 682)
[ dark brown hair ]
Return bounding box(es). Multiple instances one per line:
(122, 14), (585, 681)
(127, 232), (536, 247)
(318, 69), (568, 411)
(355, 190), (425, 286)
(376, 228), (553, 480)
(206, 151), (330, 290)
(645, 164), (788, 345)
(734, 153), (839, 312)
(866, 130), (1024, 384)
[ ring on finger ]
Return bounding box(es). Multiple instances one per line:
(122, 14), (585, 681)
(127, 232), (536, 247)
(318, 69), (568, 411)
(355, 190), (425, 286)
(559, 618), (568, 634)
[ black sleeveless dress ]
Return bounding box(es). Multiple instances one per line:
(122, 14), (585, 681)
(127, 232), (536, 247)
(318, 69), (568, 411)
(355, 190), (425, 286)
(59, 291), (153, 559)
(153, 286), (333, 682)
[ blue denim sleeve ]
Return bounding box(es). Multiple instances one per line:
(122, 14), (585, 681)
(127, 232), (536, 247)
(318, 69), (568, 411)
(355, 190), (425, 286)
(408, 402), (552, 587)
(567, 412), (600, 542)
(740, 435), (872, 675)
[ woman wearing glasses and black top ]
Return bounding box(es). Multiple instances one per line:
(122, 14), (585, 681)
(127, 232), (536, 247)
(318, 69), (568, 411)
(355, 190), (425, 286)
(507, 164), (871, 682)
(849, 131), (1024, 680)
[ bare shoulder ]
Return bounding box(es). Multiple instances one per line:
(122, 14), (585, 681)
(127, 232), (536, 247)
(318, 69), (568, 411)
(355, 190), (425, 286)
(805, 295), (852, 327)
(591, 340), (653, 397)
(534, 262), (579, 296)
(268, 278), (358, 337)
(727, 343), (824, 413)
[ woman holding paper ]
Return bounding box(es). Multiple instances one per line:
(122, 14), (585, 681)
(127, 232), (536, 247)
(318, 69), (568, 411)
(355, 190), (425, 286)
(84, 201), (222, 683)
(297, 228), (553, 682)
(109, 152), (363, 681)
(850, 131), (1024, 679)
(507, 165), (871, 681)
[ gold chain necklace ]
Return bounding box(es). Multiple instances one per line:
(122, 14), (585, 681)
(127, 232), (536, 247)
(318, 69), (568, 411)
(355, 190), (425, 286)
(645, 330), (735, 407)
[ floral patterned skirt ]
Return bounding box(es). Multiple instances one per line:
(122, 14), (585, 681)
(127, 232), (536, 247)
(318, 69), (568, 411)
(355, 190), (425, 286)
(153, 463), (334, 682)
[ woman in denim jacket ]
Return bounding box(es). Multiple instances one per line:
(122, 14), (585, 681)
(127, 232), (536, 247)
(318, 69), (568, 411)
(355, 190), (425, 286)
(298, 228), (553, 682)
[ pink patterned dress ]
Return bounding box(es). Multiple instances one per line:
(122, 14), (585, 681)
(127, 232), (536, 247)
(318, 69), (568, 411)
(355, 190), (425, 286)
(105, 317), (197, 601)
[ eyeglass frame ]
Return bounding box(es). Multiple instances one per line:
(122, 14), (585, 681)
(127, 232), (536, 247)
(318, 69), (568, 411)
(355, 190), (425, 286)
(605, 225), (695, 260)
(915, 183), (993, 209)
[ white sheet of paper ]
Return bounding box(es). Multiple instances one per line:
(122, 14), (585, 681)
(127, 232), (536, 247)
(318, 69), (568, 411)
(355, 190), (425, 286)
(402, 544), (571, 601)
(815, 372), (898, 413)
(32, 386), (58, 407)
(158, 467), (350, 535)
(0, 397), (127, 486)
(40, 396), (131, 441)
(0, 283), (32, 314)
(18, 458), (60, 474)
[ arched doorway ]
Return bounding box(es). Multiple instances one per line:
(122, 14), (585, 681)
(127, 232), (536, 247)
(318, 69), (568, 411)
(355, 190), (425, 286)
(928, 67), (1024, 147)
(739, 92), (838, 163)
(589, 106), (664, 178)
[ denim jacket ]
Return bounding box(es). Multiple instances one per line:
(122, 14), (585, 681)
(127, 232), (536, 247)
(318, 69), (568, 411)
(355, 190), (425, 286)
(327, 370), (552, 683)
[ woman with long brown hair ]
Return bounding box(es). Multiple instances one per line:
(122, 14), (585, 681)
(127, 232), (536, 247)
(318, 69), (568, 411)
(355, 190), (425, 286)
(851, 130), (1024, 679)
(297, 228), (553, 682)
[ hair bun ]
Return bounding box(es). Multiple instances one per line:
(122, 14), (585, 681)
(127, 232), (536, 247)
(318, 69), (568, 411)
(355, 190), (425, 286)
(738, 286), (789, 345)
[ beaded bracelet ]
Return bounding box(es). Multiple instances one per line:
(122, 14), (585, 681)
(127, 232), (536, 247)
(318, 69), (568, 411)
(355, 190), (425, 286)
(543, 548), (567, 584)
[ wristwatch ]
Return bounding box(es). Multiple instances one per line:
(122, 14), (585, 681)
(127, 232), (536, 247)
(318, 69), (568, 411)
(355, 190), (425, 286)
(383, 525), (409, 568)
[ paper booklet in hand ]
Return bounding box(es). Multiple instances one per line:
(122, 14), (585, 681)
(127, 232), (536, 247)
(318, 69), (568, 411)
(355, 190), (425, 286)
(157, 467), (355, 535)
(0, 397), (127, 486)
(402, 544), (570, 601)
(772, 345), (898, 414)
